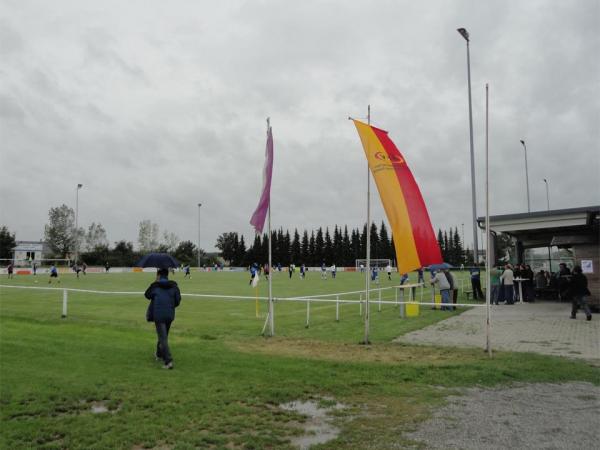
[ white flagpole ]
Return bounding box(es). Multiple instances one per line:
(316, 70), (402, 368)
(364, 105), (371, 345)
(485, 84), (492, 357)
(266, 118), (274, 337)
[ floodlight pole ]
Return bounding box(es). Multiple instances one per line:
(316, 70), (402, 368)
(485, 83), (492, 357)
(74, 184), (83, 264)
(364, 105), (371, 345)
(543, 179), (550, 211)
(457, 28), (479, 265)
(520, 140), (531, 212)
(197, 203), (202, 267)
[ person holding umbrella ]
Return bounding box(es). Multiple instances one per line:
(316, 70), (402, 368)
(145, 268), (181, 369)
(137, 253), (182, 370)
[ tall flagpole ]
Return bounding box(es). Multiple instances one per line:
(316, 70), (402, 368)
(485, 84), (492, 357)
(267, 118), (274, 337)
(364, 105), (371, 345)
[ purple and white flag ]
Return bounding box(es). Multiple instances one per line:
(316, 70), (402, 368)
(249, 124), (273, 234)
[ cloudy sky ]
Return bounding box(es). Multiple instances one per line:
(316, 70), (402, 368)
(1, 0), (598, 252)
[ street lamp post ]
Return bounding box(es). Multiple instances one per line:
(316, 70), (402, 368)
(520, 140), (531, 212)
(197, 203), (202, 268)
(543, 179), (550, 211)
(75, 184), (83, 264)
(457, 27), (479, 265)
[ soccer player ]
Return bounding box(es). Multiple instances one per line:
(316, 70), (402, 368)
(183, 264), (191, 278)
(386, 263), (392, 281)
(300, 264), (306, 279)
(321, 262), (327, 279)
(400, 273), (409, 285)
(48, 264), (59, 283)
(7, 263), (14, 279)
(331, 264), (337, 279)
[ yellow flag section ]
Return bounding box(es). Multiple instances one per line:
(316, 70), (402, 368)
(352, 120), (442, 273)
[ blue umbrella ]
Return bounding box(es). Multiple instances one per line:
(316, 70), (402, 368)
(135, 253), (180, 269)
(427, 262), (453, 271)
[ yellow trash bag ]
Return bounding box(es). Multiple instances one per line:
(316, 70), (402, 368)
(406, 300), (420, 317)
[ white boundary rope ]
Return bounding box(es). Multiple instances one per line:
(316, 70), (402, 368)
(0, 284), (486, 308)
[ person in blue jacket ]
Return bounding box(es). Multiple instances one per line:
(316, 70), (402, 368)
(145, 268), (181, 369)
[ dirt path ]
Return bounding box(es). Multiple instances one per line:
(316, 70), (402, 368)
(403, 382), (600, 449)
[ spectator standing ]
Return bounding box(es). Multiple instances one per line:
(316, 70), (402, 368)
(490, 266), (503, 305)
(535, 270), (548, 289)
(7, 263), (14, 279)
(144, 268), (181, 369)
(417, 267), (424, 284)
(522, 264), (535, 302)
(431, 270), (451, 311)
(444, 269), (458, 310)
(569, 265), (592, 321)
(500, 264), (515, 304)
(557, 263), (572, 301)
(470, 267), (484, 300)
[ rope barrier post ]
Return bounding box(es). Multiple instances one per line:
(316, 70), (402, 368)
(61, 289), (67, 318)
(359, 293), (363, 316)
(378, 288), (382, 312)
(305, 299), (310, 328)
(395, 287), (398, 306)
(399, 288), (405, 318)
(335, 294), (340, 322)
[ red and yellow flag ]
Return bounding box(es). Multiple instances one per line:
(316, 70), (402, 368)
(352, 119), (442, 273)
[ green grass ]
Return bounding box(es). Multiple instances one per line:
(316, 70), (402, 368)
(1, 271), (598, 449)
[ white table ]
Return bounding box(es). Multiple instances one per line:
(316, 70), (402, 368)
(513, 277), (530, 304)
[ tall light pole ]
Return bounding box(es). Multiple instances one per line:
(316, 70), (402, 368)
(461, 222), (465, 262)
(543, 179), (550, 211)
(520, 140), (531, 212)
(457, 27), (479, 264)
(74, 183), (83, 264)
(197, 203), (202, 268)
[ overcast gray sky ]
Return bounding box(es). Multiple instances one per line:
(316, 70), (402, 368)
(1, 0), (598, 252)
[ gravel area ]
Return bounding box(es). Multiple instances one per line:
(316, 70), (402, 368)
(404, 382), (600, 449)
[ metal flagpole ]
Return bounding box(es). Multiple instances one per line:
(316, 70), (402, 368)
(363, 105), (371, 345)
(267, 118), (274, 337)
(485, 84), (492, 357)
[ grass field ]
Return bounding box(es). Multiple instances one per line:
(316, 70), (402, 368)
(1, 270), (598, 449)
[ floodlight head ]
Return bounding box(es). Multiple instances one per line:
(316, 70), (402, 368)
(457, 28), (469, 41)
(77, 183), (83, 189)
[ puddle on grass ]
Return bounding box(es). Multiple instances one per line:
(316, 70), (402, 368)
(80, 400), (121, 414)
(280, 399), (345, 449)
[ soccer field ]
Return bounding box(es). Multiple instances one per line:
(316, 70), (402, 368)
(1, 271), (597, 449)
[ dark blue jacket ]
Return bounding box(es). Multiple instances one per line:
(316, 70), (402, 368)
(144, 278), (181, 322)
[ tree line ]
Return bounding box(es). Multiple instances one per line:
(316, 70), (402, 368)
(2, 203), (473, 268)
(216, 222), (469, 267)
